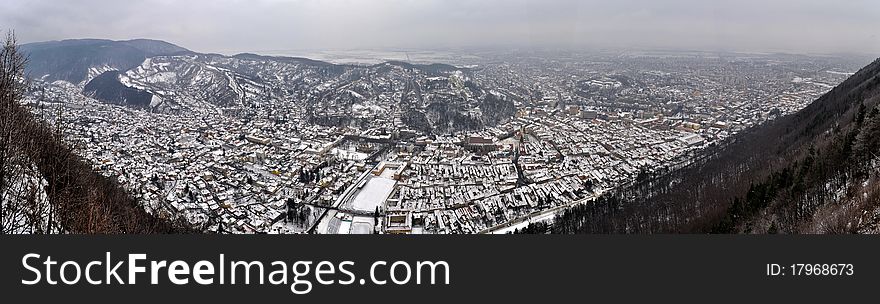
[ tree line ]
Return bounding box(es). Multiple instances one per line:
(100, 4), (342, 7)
(1, 33), (191, 234)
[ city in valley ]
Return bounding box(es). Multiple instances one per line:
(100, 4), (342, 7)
(20, 47), (865, 234)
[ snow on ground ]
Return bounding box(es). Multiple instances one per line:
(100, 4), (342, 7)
(315, 209), (338, 234)
(350, 216), (374, 234)
(331, 148), (369, 161)
(145, 71), (177, 84)
(826, 70), (855, 76)
(349, 176), (396, 212)
(491, 210), (556, 234)
(807, 81), (834, 89)
(337, 216), (352, 234)
(2, 161), (53, 234)
(149, 95), (162, 107)
(351, 101), (386, 115)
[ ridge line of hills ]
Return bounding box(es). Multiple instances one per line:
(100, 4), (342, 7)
(20, 38), (464, 84)
(20, 38), (498, 134)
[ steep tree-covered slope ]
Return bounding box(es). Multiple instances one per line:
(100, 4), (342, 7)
(2, 36), (191, 233)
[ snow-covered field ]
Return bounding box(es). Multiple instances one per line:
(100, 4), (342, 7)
(348, 177), (396, 212)
(491, 210), (556, 234)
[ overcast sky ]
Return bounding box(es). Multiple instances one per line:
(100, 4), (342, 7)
(2, 0), (879, 55)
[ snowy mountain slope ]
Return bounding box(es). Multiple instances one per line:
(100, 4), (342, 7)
(20, 39), (190, 84)
(24, 39), (517, 134)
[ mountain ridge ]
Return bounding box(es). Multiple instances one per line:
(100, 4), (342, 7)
(20, 38), (190, 84)
(23, 38), (515, 134)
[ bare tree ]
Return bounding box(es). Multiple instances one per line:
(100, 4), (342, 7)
(0, 31), (41, 234)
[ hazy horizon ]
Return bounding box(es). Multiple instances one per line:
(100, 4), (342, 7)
(2, 0), (879, 56)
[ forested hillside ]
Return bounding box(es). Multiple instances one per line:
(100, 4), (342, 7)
(1, 34), (190, 234)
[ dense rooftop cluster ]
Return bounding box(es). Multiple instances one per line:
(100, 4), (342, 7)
(23, 49), (861, 233)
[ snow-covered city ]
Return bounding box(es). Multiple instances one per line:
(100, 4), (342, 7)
(18, 47), (863, 234)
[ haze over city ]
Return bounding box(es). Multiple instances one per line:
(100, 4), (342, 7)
(3, 3), (880, 303)
(2, 0), (880, 236)
(2, 0), (879, 54)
